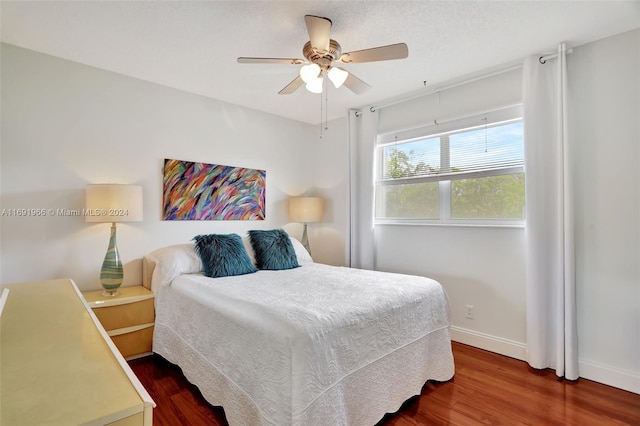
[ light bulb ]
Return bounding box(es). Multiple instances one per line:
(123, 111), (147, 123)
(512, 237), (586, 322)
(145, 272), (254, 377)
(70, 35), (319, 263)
(300, 63), (321, 84)
(305, 76), (323, 93)
(328, 67), (349, 88)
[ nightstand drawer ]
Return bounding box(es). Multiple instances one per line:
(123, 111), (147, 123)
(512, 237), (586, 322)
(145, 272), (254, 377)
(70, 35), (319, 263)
(110, 325), (154, 359)
(82, 286), (155, 360)
(93, 298), (154, 331)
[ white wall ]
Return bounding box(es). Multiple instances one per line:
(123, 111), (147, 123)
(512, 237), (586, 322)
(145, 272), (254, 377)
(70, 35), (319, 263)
(0, 43), (317, 290)
(568, 29), (639, 393)
(307, 117), (350, 267)
(376, 225), (527, 357)
(354, 29), (640, 392)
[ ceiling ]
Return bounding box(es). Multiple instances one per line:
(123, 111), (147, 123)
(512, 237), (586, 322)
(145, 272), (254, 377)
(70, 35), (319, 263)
(1, 1), (638, 124)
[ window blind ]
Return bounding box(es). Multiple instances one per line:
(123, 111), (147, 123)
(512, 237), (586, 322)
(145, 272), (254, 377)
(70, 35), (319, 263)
(378, 105), (523, 184)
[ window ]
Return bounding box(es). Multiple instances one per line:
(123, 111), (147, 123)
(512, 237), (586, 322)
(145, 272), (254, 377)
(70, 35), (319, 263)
(375, 106), (524, 225)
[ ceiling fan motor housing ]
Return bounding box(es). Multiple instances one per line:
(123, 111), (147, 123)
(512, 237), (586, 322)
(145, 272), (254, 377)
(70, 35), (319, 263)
(303, 39), (342, 70)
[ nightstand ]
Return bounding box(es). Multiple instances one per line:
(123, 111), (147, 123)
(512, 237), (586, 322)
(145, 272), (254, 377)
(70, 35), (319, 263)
(83, 286), (154, 360)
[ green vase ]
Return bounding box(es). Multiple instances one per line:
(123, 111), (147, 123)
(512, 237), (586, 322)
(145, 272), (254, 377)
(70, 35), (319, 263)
(100, 224), (123, 296)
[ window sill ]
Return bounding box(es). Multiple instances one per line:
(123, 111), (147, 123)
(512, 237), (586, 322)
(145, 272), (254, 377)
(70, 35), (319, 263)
(374, 220), (525, 229)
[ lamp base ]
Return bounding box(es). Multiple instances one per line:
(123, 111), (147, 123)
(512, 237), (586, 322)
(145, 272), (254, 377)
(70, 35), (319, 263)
(100, 223), (123, 298)
(301, 223), (311, 255)
(101, 288), (121, 297)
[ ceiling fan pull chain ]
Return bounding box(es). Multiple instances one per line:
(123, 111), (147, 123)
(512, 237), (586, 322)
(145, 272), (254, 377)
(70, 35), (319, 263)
(319, 85), (323, 139)
(324, 77), (329, 131)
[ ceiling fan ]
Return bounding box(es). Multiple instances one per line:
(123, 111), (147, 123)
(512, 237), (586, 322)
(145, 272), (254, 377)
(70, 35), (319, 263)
(237, 15), (409, 95)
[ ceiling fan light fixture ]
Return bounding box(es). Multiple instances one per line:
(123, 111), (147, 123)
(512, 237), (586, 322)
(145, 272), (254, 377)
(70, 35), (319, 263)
(327, 66), (348, 88)
(305, 76), (323, 93)
(300, 63), (321, 84)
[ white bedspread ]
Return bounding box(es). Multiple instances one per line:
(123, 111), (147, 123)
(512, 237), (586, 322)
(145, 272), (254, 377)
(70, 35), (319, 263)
(152, 263), (454, 426)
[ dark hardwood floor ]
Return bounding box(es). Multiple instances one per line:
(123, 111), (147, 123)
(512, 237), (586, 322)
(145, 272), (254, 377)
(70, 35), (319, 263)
(128, 342), (640, 425)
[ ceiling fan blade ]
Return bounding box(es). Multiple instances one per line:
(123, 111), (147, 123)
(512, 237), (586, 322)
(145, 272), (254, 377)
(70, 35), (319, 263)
(237, 57), (306, 65)
(305, 15), (332, 52)
(343, 72), (371, 94)
(338, 43), (408, 63)
(278, 75), (304, 95)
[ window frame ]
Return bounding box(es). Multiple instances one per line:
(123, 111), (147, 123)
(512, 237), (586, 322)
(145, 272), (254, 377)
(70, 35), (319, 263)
(374, 105), (525, 227)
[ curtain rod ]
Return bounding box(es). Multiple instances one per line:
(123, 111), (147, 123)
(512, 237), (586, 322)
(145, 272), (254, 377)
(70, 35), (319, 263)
(370, 48), (573, 112)
(539, 48), (573, 64)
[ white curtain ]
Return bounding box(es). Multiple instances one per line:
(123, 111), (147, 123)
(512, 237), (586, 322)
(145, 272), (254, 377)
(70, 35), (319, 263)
(523, 43), (578, 380)
(348, 108), (378, 270)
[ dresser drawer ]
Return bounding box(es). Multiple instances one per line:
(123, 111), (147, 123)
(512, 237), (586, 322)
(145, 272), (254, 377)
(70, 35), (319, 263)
(93, 298), (154, 331)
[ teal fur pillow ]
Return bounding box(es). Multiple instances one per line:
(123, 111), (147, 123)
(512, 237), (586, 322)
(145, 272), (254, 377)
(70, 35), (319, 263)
(248, 229), (300, 270)
(193, 233), (257, 278)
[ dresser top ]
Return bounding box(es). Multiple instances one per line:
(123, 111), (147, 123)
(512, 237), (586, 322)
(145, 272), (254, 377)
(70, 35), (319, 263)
(0, 279), (152, 425)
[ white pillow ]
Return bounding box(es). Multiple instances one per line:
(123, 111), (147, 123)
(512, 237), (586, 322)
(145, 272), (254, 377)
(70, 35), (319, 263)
(146, 243), (202, 290)
(241, 235), (257, 266)
(289, 237), (314, 264)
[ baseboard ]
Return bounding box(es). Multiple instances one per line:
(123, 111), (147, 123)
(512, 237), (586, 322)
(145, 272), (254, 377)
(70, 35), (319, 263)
(450, 326), (526, 361)
(579, 359), (640, 394)
(451, 326), (639, 394)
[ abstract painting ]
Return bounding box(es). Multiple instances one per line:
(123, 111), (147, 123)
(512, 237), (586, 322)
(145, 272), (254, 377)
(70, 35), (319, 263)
(163, 158), (265, 220)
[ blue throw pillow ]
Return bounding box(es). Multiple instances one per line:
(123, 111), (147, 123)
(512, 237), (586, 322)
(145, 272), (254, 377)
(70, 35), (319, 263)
(193, 233), (257, 278)
(248, 229), (300, 270)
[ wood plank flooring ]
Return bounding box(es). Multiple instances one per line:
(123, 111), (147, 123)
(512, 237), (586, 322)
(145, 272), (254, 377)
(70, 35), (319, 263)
(128, 342), (640, 425)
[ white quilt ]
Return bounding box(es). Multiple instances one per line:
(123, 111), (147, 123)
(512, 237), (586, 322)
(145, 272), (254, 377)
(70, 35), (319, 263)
(152, 263), (454, 426)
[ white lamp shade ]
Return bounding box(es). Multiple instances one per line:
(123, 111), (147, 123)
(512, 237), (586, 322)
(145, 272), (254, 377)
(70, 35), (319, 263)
(299, 63), (321, 83)
(305, 76), (323, 94)
(85, 184), (143, 223)
(328, 67), (348, 88)
(289, 197), (324, 223)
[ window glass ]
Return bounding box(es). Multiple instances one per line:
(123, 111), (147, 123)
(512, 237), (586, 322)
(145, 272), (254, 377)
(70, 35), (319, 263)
(451, 174), (525, 219)
(382, 137), (440, 179)
(375, 182), (439, 219)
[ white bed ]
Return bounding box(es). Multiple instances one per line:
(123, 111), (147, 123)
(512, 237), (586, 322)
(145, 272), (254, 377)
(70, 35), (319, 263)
(143, 237), (454, 426)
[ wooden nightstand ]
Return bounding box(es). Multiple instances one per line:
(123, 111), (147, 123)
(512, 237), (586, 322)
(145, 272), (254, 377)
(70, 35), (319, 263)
(83, 286), (154, 360)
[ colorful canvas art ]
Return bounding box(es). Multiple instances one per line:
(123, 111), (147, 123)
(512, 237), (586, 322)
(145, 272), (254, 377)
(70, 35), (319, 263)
(163, 158), (265, 220)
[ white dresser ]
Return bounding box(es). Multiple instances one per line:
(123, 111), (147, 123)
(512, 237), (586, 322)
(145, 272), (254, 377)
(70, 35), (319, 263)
(0, 278), (155, 425)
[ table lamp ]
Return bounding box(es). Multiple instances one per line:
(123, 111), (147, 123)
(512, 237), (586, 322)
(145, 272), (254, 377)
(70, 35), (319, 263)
(86, 184), (143, 296)
(288, 197), (323, 255)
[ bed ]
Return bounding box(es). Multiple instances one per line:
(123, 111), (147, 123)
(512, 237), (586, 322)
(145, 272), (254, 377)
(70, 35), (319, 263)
(142, 231), (454, 426)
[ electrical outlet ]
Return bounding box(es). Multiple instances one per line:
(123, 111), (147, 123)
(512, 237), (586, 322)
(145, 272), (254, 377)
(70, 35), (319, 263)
(465, 305), (474, 319)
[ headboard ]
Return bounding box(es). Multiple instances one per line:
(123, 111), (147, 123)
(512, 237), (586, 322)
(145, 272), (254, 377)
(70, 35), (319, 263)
(141, 256), (156, 290)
